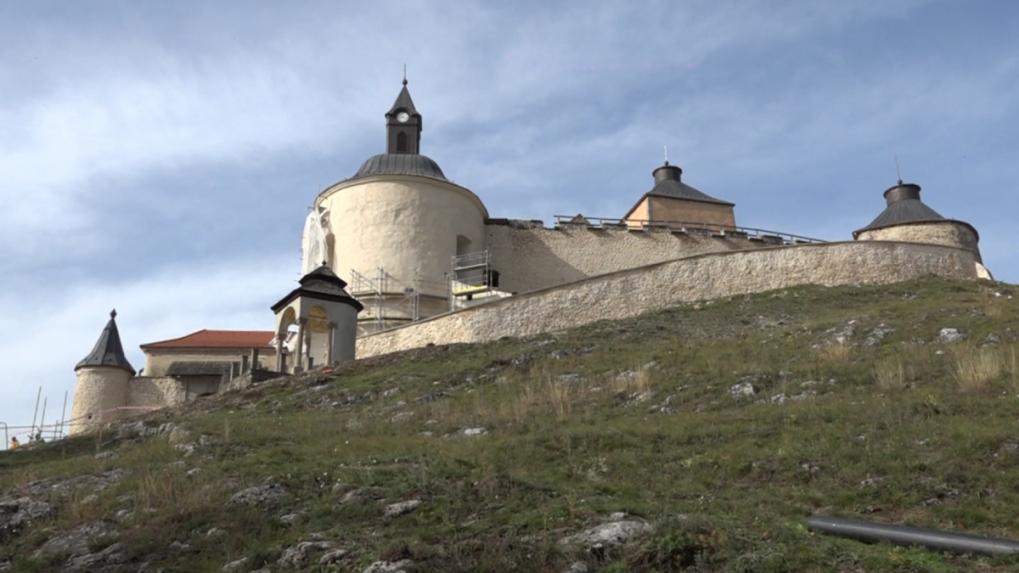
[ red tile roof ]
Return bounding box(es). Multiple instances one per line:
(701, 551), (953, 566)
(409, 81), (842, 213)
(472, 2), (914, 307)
(141, 330), (276, 350)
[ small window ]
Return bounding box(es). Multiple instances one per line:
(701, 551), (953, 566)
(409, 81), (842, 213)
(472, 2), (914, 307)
(396, 132), (408, 153)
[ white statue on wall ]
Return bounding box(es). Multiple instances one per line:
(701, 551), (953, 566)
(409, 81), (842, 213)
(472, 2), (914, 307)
(301, 206), (331, 275)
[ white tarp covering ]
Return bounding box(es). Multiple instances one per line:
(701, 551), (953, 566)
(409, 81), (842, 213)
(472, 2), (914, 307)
(301, 207), (330, 276)
(268, 330), (307, 356)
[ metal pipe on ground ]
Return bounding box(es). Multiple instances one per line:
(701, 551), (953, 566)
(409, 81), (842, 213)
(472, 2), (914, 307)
(808, 516), (1019, 556)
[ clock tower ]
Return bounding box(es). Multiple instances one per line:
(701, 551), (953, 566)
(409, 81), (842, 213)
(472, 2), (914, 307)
(386, 78), (422, 155)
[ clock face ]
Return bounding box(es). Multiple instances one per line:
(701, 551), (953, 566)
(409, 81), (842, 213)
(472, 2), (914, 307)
(396, 111), (410, 123)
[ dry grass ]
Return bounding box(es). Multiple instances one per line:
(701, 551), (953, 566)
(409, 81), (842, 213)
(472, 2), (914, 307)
(611, 365), (653, 395)
(1007, 344), (1019, 392)
(818, 342), (851, 364)
(874, 356), (906, 390)
(952, 344), (1002, 392)
(133, 466), (223, 515)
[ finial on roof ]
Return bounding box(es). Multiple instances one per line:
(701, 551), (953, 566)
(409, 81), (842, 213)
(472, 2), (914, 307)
(322, 260), (328, 267)
(110, 309), (117, 319)
(664, 145), (669, 166)
(403, 64), (408, 86)
(894, 153), (903, 186)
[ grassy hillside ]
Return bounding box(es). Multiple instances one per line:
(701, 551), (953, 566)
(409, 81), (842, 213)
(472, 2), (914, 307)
(3, 277), (1019, 572)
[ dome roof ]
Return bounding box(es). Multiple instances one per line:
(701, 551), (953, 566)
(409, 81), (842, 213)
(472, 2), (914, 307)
(352, 153), (448, 182)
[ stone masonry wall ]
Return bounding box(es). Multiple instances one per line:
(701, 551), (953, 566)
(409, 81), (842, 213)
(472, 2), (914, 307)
(69, 366), (131, 434)
(485, 221), (765, 294)
(856, 221), (981, 263)
(358, 241), (977, 358)
(128, 377), (186, 409)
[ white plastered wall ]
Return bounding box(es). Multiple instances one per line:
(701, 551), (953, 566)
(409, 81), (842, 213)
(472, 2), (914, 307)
(316, 175), (488, 317)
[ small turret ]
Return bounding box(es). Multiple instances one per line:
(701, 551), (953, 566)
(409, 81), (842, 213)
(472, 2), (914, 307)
(69, 310), (135, 434)
(623, 158), (736, 229)
(854, 180), (988, 278)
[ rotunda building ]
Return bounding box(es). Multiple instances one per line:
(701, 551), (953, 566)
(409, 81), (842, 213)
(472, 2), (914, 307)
(314, 81), (489, 333)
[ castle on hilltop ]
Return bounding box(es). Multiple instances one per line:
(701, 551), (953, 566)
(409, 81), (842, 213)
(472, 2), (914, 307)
(69, 80), (990, 434)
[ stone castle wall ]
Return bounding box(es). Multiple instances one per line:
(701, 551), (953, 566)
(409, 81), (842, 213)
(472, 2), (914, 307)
(484, 221), (767, 294)
(357, 241), (978, 358)
(127, 376), (187, 409)
(856, 221), (981, 263)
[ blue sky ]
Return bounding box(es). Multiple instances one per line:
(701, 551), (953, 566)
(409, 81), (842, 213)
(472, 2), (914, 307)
(2, 1), (1017, 439)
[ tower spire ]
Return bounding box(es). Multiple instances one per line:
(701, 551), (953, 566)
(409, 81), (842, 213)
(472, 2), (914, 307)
(386, 75), (422, 154)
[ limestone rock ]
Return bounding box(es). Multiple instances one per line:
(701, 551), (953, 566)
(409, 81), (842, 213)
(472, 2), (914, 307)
(363, 559), (414, 573)
(279, 510), (307, 524)
(0, 497), (52, 540)
(32, 522), (115, 562)
(865, 324), (895, 346)
(384, 499), (421, 518)
(117, 421), (175, 440)
(318, 549), (349, 565)
(729, 379), (758, 399)
(461, 427), (488, 437)
(222, 557), (248, 572)
(278, 541), (332, 567)
(559, 519), (655, 548)
(64, 542), (124, 573)
(938, 328), (968, 344)
(227, 484), (288, 508)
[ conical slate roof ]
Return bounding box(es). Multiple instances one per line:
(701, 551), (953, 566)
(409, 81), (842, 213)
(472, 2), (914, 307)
(387, 80), (418, 115)
(75, 310), (135, 374)
(854, 182), (955, 238)
(646, 163), (733, 206)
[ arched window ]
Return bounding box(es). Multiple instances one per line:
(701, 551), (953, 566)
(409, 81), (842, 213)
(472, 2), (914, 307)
(396, 132), (408, 153)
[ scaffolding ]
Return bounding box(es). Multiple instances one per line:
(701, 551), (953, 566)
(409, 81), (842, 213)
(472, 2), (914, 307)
(349, 268), (385, 333)
(349, 267), (424, 335)
(450, 249), (495, 310)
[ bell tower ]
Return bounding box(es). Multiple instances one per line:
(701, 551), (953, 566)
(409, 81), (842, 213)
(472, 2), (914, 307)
(385, 76), (422, 155)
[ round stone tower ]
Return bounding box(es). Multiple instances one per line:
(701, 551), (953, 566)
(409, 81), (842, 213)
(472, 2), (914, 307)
(853, 180), (986, 274)
(315, 79), (488, 333)
(70, 310), (135, 434)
